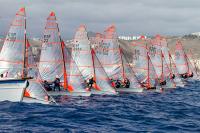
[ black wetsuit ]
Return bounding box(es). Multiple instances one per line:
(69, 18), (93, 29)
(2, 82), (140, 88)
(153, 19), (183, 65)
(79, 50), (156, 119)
(115, 80), (121, 88)
(124, 79), (130, 88)
(43, 81), (52, 91)
(88, 78), (95, 89)
(54, 78), (61, 91)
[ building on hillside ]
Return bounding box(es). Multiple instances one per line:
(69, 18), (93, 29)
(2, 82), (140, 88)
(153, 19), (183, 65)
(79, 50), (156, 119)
(118, 35), (147, 41)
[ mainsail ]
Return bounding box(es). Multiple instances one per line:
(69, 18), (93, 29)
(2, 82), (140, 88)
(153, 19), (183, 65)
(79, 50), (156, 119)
(72, 25), (116, 94)
(148, 35), (163, 78)
(72, 25), (93, 80)
(39, 12), (88, 94)
(95, 25), (124, 80)
(91, 49), (117, 94)
(93, 25), (143, 91)
(149, 35), (175, 88)
(175, 40), (188, 75)
(131, 37), (159, 88)
(0, 8), (53, 103)
(0, 8), (26, 77)
(39, 12), (64, 82)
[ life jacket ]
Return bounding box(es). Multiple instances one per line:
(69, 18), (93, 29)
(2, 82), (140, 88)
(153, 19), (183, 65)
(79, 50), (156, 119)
(181, 73), (188, 79)
(171, 74), (175, 79)
(189, 72), (193, 77)
(115, 81), (121, 88)
(54, 78), (60, 86)
(160, 80), (166, 86)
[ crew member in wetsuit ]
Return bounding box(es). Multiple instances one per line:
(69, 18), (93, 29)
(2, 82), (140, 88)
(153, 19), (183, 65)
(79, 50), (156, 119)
(43, 80), (52, 91)
(110, 78), (116, 87)
(188, 72), (194, 77)
(181, 73), (188, 79)
(159, 78), (166, 86)
(88, 77), (96, 90)
(53, 76), (61, 91)
(124, 78), (130, 88)
(170, 74), (175, 79)
(115, 79), (121, 88)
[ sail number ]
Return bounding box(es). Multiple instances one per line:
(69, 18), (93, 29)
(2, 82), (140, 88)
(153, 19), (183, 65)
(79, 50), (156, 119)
(95, 42), (110, 55)
(149, 46), (156, 57)
(133, 49), (140, 60)
(44, 34), (51, 43)
(73, 43), (82, 51)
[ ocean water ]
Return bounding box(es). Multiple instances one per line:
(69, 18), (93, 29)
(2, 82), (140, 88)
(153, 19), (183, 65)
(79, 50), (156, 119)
(0, 80), (200, 133)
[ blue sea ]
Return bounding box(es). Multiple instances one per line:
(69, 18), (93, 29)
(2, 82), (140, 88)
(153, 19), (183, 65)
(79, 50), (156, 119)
(0, 80), (200, 133)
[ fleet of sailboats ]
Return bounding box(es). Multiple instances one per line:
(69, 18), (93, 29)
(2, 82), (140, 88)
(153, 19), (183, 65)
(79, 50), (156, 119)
(0, 8), (198, 104)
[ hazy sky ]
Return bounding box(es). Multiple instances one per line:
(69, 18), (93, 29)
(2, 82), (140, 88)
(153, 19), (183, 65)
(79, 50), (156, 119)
(0, 0), (200, 39)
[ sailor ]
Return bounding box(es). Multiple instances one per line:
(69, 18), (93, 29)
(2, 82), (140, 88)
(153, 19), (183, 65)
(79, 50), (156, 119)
(124, 78), (130, 88)
(53, 75), (61, 91)
(88, 77), (95, 90)
(84, 80), (90, 91)
(181, 73), (188, 79)
(170, 74), (175, 79)
(188, 72), (193, 78)
(115, 79), (121, 88)
(110, 78), (116, 87)
(43, 80), (52, 91)
(159, 78), (166, 86)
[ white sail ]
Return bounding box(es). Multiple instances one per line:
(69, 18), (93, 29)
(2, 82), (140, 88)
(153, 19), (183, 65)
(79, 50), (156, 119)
(72, 25), (93, 80)
(64, 47), (91, 95)
(92, 50), (117, 94)
(131, 37), (160, 89)
(95, 25), (123, 80)
(38, 12), (63, 81)
(148, 36), (163, 78)
(72, 25), (116, 94)
(0, 8), (25, 77)
(175, 41), (188, 75)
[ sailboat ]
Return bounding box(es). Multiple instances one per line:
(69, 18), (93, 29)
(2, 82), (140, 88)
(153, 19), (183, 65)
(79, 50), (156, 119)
(72, 25), (117, 95)
(38, 12), (91, 97)
(0, 8), (54, 103)
(149, 35), (176, 89)
(186, 50), (199, 79)
(175, 40), (193, 79)
(160, 37), (185, 87)
(94, 25), (144, 93)
(131, 36), (161, 90)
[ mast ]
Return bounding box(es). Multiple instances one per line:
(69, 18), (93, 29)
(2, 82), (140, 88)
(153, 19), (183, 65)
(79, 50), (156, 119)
(161, 51), (164, 81)
(55, 13), (68, 90)
(119, 44), (125, 80)
(189, 49), (198, 75)
(22, 7), (27, 78)
(147, 42), (150, 88)
(91, 48), (98, 90)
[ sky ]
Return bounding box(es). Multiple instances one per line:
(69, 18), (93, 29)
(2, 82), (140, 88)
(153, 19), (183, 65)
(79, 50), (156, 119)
(0, 0), (200, 39)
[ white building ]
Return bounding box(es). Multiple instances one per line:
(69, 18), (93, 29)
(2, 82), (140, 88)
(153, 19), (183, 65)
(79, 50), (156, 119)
(118, 35), (147, 41)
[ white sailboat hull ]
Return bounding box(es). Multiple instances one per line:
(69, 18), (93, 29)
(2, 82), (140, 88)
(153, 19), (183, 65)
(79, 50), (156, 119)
(116, 87), (144, 93)
(91, 89), (118, 95)
(0, 79), (27, 102)
(48, 90), (91, 97)
(23, 97), (53, 104)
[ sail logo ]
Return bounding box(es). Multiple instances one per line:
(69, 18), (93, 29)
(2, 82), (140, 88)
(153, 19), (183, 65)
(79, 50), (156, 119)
(7, 33), (16, 42)
(96, 42), (110, 55)
(149, 46), (156, 57)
